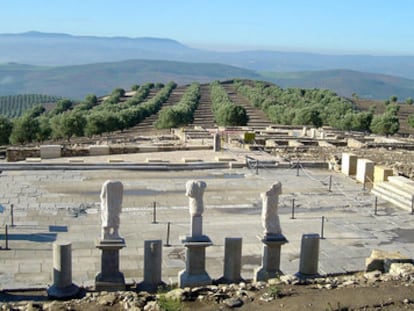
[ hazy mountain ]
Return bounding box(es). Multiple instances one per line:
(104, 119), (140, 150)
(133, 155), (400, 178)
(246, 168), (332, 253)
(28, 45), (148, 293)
(1, 32), (414, 79)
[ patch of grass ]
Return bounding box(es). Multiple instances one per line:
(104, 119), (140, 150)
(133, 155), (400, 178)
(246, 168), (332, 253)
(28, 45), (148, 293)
(266, 284), (283, 299)
(157, 294), (185, 311)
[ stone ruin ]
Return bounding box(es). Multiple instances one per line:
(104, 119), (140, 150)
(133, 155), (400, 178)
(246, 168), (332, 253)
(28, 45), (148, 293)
(45, 178), (328, 295)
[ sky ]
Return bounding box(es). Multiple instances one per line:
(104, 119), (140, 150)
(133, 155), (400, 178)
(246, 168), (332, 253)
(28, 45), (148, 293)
(1, 0), (413, 55)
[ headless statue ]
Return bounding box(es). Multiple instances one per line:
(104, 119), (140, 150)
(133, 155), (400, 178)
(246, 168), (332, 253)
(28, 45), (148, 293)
(186, 180), (207, 237)
(186, 180), (207, 216)
(100, 180), (123, 240)
(261, 182), (282, 236)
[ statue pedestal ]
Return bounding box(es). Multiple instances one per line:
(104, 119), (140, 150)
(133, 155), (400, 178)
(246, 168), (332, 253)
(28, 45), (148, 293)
(254, 234), (288, 282)
(178, 236), (212, 288)
(95, 239), (126, 291)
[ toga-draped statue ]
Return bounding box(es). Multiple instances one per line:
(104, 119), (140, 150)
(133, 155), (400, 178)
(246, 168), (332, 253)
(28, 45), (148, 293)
(261, 182), (282, 235)
(186, 180), (207, 216)
(100, 180), (123, 240)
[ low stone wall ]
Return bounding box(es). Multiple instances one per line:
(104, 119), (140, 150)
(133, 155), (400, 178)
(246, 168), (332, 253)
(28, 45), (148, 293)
(6, 144), (213, 162)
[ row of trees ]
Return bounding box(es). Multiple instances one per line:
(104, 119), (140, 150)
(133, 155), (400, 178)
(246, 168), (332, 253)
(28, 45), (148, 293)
(1, 82), (176, 145)
(155, 82), (201, 129)
(0, 94), (61, 118)
(210, 82), (248, 126)
(233, 80), (396, 133)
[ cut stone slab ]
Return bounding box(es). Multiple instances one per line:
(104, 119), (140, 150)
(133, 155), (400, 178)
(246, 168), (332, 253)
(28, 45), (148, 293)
(68, 159), (84, 163)
(145, 159), (169, 163)
(182, 158), (203, 163)
(89, 145), (110, 156)
(25, 158), (42, 162)
(107, 159), (124, 163)
(215, 156), (236, 162)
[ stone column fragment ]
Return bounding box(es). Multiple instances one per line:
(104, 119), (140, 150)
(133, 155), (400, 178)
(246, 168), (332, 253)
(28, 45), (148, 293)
(137, 240), (165, 292)
(217, 237), (243, 284)
(297, 233), (320, 278)
(47, 242), (79, 299)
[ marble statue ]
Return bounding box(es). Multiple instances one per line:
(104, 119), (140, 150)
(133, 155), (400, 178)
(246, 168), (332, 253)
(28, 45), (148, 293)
(261, 181), (282, 235)
(186, 180), (207, 216)
(100, 180), (123, 240)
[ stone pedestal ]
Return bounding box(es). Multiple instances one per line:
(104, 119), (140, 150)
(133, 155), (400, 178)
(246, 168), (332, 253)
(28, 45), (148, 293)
(374, 166), (394, 183)
(178, 238), (213, 288)
(213, 133), (221, 152)
(341, 153), (357, 176)
(47, 242), (79, 299)
(356, 158), (375, 184)
(254, 234), (288, 282)
(191, 215), (203, 237)
(137, 240), (165, 293)
(297, 233), (320, 278)
(217, 237), (243, 284)
(95, 239), (126, 291)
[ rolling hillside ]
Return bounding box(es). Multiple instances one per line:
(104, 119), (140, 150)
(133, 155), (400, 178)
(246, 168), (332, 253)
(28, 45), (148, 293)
(261, 70), (414, 100)
(1, 61), (414, 100)
(0, 60), (261, 99)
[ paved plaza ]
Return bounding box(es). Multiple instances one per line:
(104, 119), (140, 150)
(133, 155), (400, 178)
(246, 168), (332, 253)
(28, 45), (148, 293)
(0, 150), (413, 289)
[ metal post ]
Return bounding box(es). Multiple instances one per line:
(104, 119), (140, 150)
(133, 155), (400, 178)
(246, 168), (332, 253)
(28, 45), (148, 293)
(374, 196), (378, 216)
(328, 176), (332, 192)
(291, 199), (295, 219)
(411, 196), (414, 215)
(363, 178), (366, 192)
(296, 160), (300, 176)
(5, 225), (9, 250)
(152, 201), (157, 224)
(164, 222), (171, 247)
(255, 160), (259, 175)
(10, 204), (14, 227)
(320, 216), (325, 239)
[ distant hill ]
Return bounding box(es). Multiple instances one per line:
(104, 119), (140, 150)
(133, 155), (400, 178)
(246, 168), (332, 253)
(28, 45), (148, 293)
(1, 32), (414, 80)
(0, 60), (261, 99)
(261, 70), (414, 100)
(1, 61), (414, 100)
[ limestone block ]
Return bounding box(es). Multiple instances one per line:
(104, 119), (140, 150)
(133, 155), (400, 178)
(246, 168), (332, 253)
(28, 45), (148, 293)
(40, 145), (62, 159)
(288, 140), (303, 147)
(388, 263), (414, 277)
(89, 145), (110, 156)
(347, 138), (367, 148)
(374, 166), (394, 183)
(341, 153), (357, 176)
(365, 249), (410, 272)
(356, 159), (375, 183)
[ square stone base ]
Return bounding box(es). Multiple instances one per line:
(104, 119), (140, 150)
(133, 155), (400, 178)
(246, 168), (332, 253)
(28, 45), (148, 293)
(178, 270), (211, 288)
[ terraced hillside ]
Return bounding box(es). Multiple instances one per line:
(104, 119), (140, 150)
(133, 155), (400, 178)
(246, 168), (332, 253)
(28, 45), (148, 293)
(3, 79), (414, 147)
(221, 82), (272, 128)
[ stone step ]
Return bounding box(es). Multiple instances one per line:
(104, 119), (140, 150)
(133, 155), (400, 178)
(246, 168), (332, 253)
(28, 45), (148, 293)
(370, 175), (414, 211)
(371, 187), (412, 211)
(372, 182), (413, 207)
(387, 176), (414, 193)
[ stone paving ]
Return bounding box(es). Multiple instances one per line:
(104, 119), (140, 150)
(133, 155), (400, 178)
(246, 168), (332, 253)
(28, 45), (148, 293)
(0, 151), (413, 289)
